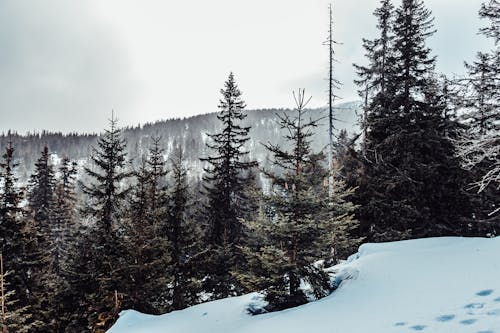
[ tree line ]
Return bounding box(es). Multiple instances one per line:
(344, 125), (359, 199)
(0, 0), (498, 332)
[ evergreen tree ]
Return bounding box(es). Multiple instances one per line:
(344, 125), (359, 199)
(79, 115), (131, 331)
(122, 137), (170, 314)
(61, 225), (100, 332)
(0, 141), (39, 330)
(0, 254), (34, 333)
(81, 115), (130, 233)
(355, 0), (472, 240)
(50, 157), (79, 331)
(463, 53), (499, 135)
(354, 0), (395, 108)
(238, 90), (359, 312)
(167, 146), (201, 310)
(23, 148), (80, 332)
(200, 72), (257, 299)
(51, 157), (78, 277)
(28, 146), (56, 224)
(479, 0), (500, 44)
(457, 0), (500, 224)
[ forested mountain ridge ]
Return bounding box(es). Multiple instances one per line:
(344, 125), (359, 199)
(0, 102), (360, 182)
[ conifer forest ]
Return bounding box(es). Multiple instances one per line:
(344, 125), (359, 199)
(0, 0), (498, 332)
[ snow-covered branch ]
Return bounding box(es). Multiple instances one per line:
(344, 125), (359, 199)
(456, 130), (500, 214)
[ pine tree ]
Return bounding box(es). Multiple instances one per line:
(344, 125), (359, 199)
(239, 90), (359, 312)
(479, 0), (500, 44)
(0, 141), (38, 330)
(354, 0), (395, 110)
(0, 254), (34, 333)
(79, 115), (131, 331)
(463, 53), (499, 135)
(0, 141), (24, 282)
(23, 148), (81, 332)
(122, 137), (170, 314)
(81, 115), (130, 233)
(355, 0), (472, 240)
(200, 72), (257, 299)
(167, 146), (202, 310)
(457, 0), (500, 222)
(61, 225), (99, 332)
(24, 148), (53, 329)
(50, 157), (79, 331)
(28, 146), (56, 224)
(51, 157), (78, 277)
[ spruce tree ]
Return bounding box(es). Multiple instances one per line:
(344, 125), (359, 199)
(355, 0), (472, 240)
(79, 115), (131, 331)
(457, 0), (499, 223)
(354, 0), (395, 108)
(0, 141), (38, 330)
(239, 90), (359, 312)
(26, 146), (61, 331)
(122, 137), (170, 314)
(200, 72), (257, 299)
(479, 0), (500, 44)
(81, 115), (130, 233)
(28, 146), (56, 224)
(51, 157), (79, 331)
(167, 146), (201, 310)
(51, 157), (78, 277)
(0, 254), (34, 332)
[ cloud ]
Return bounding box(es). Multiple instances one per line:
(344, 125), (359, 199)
(0, 0), (492, 133)
(0, 0), (140, 133)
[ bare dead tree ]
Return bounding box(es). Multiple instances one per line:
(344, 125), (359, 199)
(325, 3), (342, 197)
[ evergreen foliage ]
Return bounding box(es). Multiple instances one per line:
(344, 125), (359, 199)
(0, 254), (35, 333)
(122, 137), (170, 314)
(238, 90), (360, 312)
(79, 115), (131, 331)
(354, 0), (472, 241)
(200, 72), (258, 299)
(26, 146), (60, 331)
(0, 141), (39, 331)
(0, 2), (495, 329)
(456, 0), (500, 225)
(167, 146), (202, 310)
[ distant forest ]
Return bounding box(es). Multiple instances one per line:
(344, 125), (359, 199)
(0, 103), (359, 182)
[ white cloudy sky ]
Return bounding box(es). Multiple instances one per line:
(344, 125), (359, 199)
(0, 0), (493, 133)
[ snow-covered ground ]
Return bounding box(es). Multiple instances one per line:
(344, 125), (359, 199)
(110, 237), (500, 333)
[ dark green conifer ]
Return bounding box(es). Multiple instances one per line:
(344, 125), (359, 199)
(200, 72), (257, 299)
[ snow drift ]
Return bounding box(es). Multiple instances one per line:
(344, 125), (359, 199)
(109, 237), (500, 333)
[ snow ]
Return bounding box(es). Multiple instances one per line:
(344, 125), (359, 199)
(109, 237), (500, 333)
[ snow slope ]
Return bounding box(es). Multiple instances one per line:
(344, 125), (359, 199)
(109, 237), (500, 333)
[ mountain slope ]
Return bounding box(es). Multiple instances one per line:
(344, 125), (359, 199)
(0, 102), (360, 182)
(109, 237), (500, 333)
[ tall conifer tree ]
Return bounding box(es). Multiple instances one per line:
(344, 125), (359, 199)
(355, 0), (472, 240)
(167, 146), (201, 310)
(200, 72), (257, 299)
(122, 137), (170, 314)
(0, 140), (38, 331)
(80, 114), (131, 331)
(457, 0), (499, 223)
(238, 90), (359, 312)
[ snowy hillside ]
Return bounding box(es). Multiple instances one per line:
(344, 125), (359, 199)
(110, 237), (500, 333)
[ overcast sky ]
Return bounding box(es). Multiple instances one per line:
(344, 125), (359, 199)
(0, 0), (493, 133)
